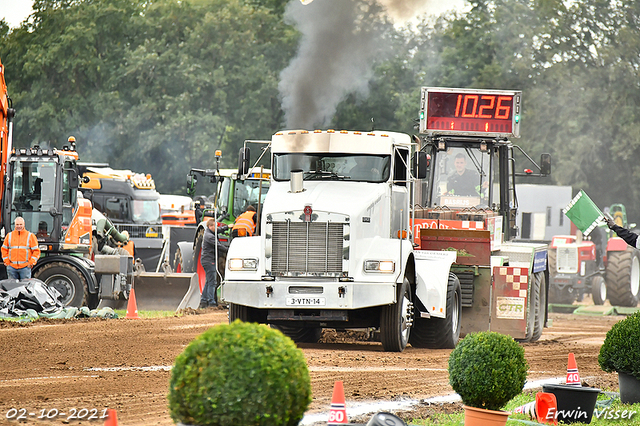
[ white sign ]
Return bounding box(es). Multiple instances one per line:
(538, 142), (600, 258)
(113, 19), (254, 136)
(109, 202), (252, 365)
(495, 296), (526, 319)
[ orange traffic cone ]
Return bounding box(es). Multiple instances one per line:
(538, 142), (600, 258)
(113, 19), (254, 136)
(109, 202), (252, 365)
(513, 392), (558, 425)
(104, 409), (118, 426)
(125, 288), (141, 319)
(328, 380), (348, 425)
(566, 353), (581, 386)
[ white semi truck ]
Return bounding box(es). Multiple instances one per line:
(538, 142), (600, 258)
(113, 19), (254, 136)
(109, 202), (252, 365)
(222, 87), (551, 352)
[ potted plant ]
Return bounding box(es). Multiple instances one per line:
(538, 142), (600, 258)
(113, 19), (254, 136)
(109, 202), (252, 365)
(598, 311), (640, 404)
(168, 320), (312, 426)
(448, 331), (528, 426)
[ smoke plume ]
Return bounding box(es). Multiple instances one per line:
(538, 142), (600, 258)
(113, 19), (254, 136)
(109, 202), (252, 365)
(279, 0), (433, 129)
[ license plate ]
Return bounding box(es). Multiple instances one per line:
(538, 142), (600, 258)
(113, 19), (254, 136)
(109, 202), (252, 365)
(286, 297), (326, 306)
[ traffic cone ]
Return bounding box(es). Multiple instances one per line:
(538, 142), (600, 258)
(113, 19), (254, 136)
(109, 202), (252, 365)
(125, 288), (140, 319)
(328, 380), (348, 425)
(566, 352), (581, 386)
(513, 392), (558, 425)
(104, 409), (118, 425)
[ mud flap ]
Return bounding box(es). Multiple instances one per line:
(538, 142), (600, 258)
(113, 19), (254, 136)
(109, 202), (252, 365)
(414, 250), (457, 318)
(133, 272), (200, 312)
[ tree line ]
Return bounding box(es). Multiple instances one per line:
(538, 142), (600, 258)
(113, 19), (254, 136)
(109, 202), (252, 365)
(2, 0), (640, 223)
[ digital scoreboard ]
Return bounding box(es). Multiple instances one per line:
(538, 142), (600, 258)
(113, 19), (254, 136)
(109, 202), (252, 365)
(419, 87), (521, 138)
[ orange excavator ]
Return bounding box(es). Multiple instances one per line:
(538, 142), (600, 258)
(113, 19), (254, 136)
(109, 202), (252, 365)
(0, 56), (128, 308)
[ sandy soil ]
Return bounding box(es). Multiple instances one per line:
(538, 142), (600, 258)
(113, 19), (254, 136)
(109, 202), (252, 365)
(0, 309), (625, 426)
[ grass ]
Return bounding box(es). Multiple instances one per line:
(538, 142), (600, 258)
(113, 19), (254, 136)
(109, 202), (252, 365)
(113, 309), (183, 318)
(407, 390), (640, 425)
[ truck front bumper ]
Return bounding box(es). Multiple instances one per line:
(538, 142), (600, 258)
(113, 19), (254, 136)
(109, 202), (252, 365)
(221, 279), (397, 310)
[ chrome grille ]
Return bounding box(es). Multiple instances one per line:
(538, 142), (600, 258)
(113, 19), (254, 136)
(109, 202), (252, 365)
(557, 246), (578, 273)
(115, 224), (163, 239)
(272, 221), (343, 274)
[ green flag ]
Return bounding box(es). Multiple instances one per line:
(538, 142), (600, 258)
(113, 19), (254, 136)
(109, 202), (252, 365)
(563, 190), (603, 236)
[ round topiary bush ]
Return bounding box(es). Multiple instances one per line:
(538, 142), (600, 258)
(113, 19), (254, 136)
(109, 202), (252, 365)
(448, 331), (528, 412)
(168, 320), (312, 426)
(598, 311), (640, 380)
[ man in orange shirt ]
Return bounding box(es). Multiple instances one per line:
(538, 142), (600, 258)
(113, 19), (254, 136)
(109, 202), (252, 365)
(2, 217), (41, 280)
(231, 205), (257, 239)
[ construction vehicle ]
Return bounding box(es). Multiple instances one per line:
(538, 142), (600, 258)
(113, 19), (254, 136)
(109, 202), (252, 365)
(0, 57), (129, 309)
(175, 149), (270, 296)
(78, 166), (163, 271)
(547, 203), (639, 306)
(222, 87), (551, 352)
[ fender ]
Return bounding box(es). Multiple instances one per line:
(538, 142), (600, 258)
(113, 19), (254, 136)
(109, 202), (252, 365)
(413, 250), (457, 319)
(33, 255), (98, 294)
(607, 237), (628, 253)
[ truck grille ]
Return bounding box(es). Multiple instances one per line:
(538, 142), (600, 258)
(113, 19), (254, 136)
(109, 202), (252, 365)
(271, 221), (343, 275)
(557, 246), (578, 274)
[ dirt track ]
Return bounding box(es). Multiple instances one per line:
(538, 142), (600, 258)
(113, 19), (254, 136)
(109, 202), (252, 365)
(0, 308), (625, 425)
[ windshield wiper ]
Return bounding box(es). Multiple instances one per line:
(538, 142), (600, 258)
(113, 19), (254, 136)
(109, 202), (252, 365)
(304, 171), (346, 180)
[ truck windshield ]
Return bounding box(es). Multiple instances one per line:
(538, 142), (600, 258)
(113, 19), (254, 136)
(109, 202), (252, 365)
(273, 153), (390, 183)
(233, 179), (270, 218)
(9, 160), (57, 239)
(430, 147), (492, 209)
(132, 199), (161, 224)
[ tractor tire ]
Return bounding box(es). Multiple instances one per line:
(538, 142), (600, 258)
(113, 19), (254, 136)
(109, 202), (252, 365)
(271, 325), (323, 344)
(409, 272), (461, 349)
(531, 271), (546, 342)
(549, 283), (577, 304)
(380, 276), (413, 352)
(193, 228), (206, 291)
(548, 248), (557, 277)
(591, 275), (607, 305)
(174, 243), (194, 274)
(605, 248), (640, 307)
(35, 262), (88, 308)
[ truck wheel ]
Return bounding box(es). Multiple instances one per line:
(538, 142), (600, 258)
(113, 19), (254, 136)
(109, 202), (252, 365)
(380, 277), (413, 352)
(591, 275), (607, 305)
(271, 325), (323, 344)
(605, 248), (640, 307)
(409, 272), (461, 349)
(531, 271), (546, 342)
(35, 262), (87, 308)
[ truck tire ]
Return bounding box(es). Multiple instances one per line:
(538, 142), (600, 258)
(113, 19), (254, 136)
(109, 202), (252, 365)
(591, 275), (607, 305)
(380, 277), (413, 352)
(35, 262), (88, 308)
(605, 248), (640, 307)
(409, 272), (461, 349)
(530, 271), (546, 342)
(271, 325), (323, 344)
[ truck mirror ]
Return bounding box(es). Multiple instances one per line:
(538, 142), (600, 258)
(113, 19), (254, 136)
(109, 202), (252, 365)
(540, 153), (551, 175)
(68, 170), (79, 188)
(186, 174), (197, 197)
(412, 152), (429, 179)
(238, 147), (250, 176)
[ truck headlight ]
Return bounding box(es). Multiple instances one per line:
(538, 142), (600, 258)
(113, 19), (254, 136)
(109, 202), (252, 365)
(364, 260), (395, 273)
(228, 258), (258, 271)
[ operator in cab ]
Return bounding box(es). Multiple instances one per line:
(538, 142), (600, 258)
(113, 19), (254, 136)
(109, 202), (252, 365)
(447, 153), (480, 196)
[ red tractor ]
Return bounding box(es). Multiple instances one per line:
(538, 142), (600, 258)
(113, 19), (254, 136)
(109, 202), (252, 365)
(548, 204), (640, 306)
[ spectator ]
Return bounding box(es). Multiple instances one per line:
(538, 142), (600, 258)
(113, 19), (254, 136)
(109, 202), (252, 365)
(2, 217), (41, 280)
(199, 218), (227, 308)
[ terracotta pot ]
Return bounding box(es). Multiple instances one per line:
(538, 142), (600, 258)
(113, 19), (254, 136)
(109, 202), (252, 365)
(619, 372), (640, 404)
(463, 405), (510, 426)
